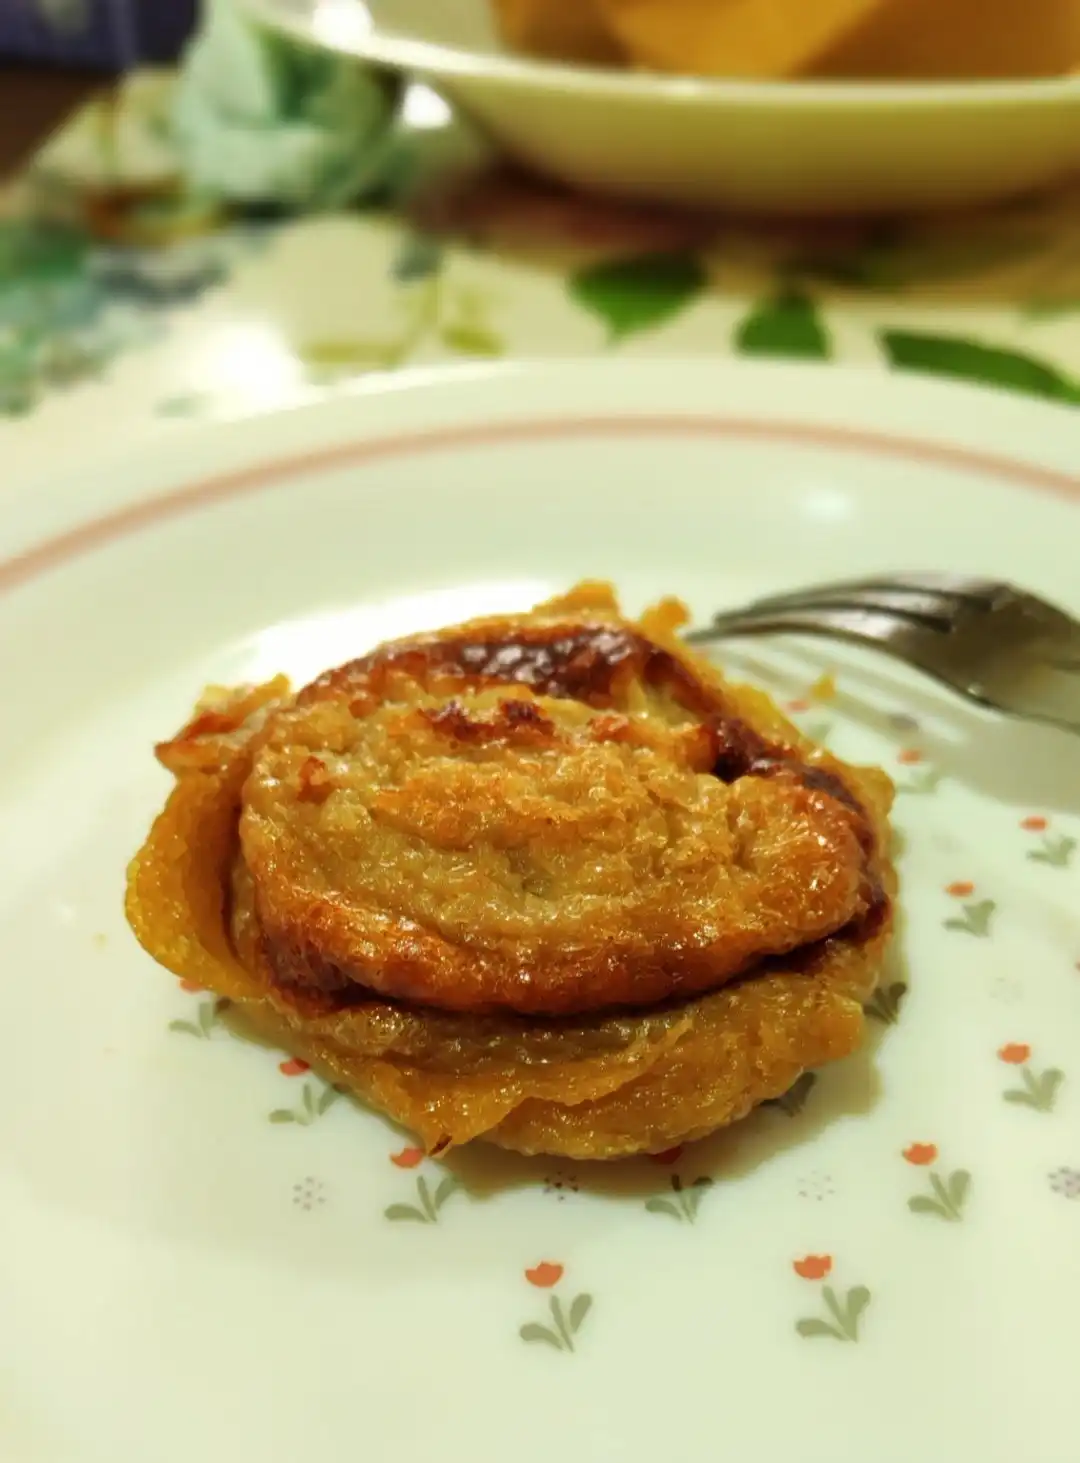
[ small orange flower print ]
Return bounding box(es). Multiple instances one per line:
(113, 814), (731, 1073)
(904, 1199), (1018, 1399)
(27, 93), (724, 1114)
(903, 1142), (938, 1166)
(793, 1255), (833, 1281)
(279, 1057), (310, 1077)
(179, 978), (203, 993)
(526, 1262), (564, 1289)
(1021, 815), (1048, 832)
(897, 748), (923, 765)
(649, 1146), (684, 1165)
(998, 1043), (1031, 1065)
(945, 881), (974, 898)
(391, 1146), (425, 1169)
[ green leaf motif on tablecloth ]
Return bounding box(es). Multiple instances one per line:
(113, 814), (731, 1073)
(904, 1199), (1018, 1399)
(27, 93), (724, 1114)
(1023, 298), (1080, 320)
(392, 232), (444, 283)
(794, 226), (1040, 291)
(734, 292), (831, 360)
(298, 338), (400, 373)
(569, 251), (707, 343)
(440, 322), (504, 357)
(880, 330), (1080, 405)
(0, 220), (88, 286)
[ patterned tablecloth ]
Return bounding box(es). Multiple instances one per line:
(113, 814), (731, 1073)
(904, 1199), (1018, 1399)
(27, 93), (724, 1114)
(4, 70), (1080, 481)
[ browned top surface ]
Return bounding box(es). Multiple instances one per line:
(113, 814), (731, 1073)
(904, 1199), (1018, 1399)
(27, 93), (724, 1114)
(237, 598), (883, 1017)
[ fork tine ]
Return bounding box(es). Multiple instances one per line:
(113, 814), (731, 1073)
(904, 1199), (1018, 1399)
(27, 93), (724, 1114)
(683, 604), (923, 648)
(741, 586), (958, 629)
(740, 575), (1002, 624)
(747, 574), (1002, 607)
(684, 578), (1080, 738)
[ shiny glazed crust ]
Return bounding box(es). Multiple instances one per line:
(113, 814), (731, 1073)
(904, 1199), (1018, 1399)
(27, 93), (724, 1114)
(126, 584), (896, 1159)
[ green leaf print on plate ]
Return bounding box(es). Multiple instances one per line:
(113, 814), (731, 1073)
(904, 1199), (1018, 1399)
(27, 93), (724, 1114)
(864, 981), (908, 1026)
(894, 749), (944, 796)
(763, 1071), (817, 1117)
(793, 1259), (870, 1343)
(644, 1174), (714, 1224)
(569, 251), (707, 344)
(998, 1045), (1064, 1112)
(903, 1144), (971, 1221)
(734, 292), (830, 360)
(943, 883), (996, 937)
(880, 330), (1080, 405)
(897, 768), (944, 795)
(168, 996), (230, 1039)
(519, 1264), (593, 1353)
(268, 1079), (340, 1126)
(1028, 834), (1077, 868)
(385, 1173), (462, 1224)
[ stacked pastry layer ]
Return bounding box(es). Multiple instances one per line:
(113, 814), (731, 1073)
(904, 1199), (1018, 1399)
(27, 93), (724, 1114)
(126, 583), (895, 1158)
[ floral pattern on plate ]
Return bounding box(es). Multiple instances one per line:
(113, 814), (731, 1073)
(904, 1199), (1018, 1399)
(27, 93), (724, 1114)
(793, 1258), (872, 1344)
(140, 627), (1080, 1380)
(1049, 1168), (1080, 1200)
(998, 1045), (1065, 1113)
(644, 1174), (715, 1225)
(269, 1079), (341, 1126)
(903, 1145), (972, 1223)
(292, 1176), (326, 1210)
(1020, 816), (1077, 869)
(384, 1150), (465, 1224)
(519, 1265), (594, 1354)
(8, 369), (1080, 1461)
(168, 994), (230, 1039)
(894, 747), (945, 796)
(943, 883), (997, 937)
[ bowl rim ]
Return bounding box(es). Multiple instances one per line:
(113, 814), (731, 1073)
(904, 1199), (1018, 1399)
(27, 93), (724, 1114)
(240, 0), (1080, 111)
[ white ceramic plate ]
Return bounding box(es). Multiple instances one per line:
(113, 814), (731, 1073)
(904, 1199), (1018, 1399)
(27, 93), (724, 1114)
(4, 359), (1080, 1463)
(239, 0), (1080, 214)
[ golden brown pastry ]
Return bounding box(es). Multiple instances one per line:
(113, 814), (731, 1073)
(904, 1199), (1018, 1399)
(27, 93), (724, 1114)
(126, 583), (895, 1159)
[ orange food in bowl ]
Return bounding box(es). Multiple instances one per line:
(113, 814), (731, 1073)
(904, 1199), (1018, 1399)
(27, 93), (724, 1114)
(817, 0), (1080, 78)
(494, 0), (1080, 79)
(596, 0), (883, 79)
(491, 0), (624, 64)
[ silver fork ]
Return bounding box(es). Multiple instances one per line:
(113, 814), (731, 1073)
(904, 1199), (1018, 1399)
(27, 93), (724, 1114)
(684, 573), (1080, 737)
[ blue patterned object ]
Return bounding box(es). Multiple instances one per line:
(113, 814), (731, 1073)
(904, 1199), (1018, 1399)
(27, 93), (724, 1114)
(0, 0), (196, 68)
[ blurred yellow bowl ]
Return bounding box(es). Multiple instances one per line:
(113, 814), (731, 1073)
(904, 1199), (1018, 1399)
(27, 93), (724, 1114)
(239, 0), (1080, 216)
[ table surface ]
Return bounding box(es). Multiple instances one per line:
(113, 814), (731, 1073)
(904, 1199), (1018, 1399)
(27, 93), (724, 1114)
(3, 68), (1080, 485)
(0, 64), (100, 176)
